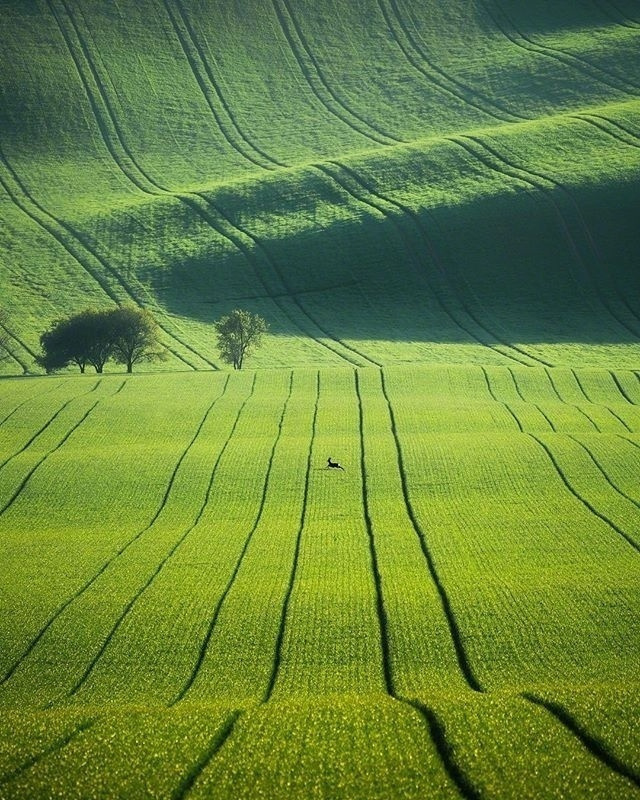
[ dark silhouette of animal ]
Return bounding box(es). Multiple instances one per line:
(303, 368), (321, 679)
(327, 457), (345, 471)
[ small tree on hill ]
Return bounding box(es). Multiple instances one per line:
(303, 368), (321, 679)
(109, 306), (163, 373)
(214, 309), (268, 369)
(37, 310), (112, 374)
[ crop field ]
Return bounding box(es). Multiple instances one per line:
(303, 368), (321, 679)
(1, 0), (640, 797)
(0, 367), (639, 798)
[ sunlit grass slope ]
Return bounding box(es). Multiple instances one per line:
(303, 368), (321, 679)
(0, 0), (639, 372)
(0, 368), (639, 797)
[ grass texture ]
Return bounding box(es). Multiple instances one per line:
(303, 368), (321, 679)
(0, 367), (639, 798)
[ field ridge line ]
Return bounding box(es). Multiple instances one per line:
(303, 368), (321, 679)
(0, 377), (229, 687)
(170, 710), (243, 800)
(523, 693), (640, 788)
(60, 376), (258, 703)
(380, 369), (483, 692)
(171, 372), (295, 704)
(263, 370), (319, 701)
(355, 369), (394, 695)
(0, 717), (96, 789)
(271, 0), (401, 146)
(529, 433), (640, 554)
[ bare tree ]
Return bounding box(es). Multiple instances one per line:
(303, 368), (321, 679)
(214, 309), (268, 369)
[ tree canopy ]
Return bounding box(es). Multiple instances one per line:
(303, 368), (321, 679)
(37, 306), (163, 374)
(214, 309), (268, 370)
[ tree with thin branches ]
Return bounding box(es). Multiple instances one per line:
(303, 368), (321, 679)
(214, 309), (268, 369)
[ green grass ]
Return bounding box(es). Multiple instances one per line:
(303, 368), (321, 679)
(1, 0), (640, 796)
(0, 367), (638, 798)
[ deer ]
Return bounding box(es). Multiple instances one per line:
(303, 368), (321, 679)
(326, 457), (345, 471)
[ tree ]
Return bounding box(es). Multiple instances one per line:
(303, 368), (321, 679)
(214, 309), (268, 369)
(37, 309), (115, 374)
(109, 306), (163, 373)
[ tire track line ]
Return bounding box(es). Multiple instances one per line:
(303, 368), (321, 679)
(171, 372), (295, 704)
(451, 133), (640, 340)
(0, 380), (65, 429)
(271, 0), (402, 146)
(379, 0), (523, 123)
(609, 371), (637, 405)
(315, 160), (537, 366)
(61, 376), (258, 702)
(590, 0), (640, 29)
(52, 0), (365, 368)
(160, 0), (284, 170)
(506, 368), (560, 432)
(529, 433), (640, 555)
(354, 369), (394, 695)
(263, 370), (319, 702)
(573, 111), (640, 151)
(568, 434), (640, 510)
(571, 368), (633, 432)
(481, 366), (524, 431)
(171, 710), (243, 800)
(380, 369), (483, 692)
(524, 694), (640, 789)
(0, 380), (101, 473)
(543, 369), (601, 431)
(0, 377), (228, 687)
(479, 0), (640, 95)
(0, 381), (122, 520)
(356, 369), (484, 798)
(0, 718), (96, 790)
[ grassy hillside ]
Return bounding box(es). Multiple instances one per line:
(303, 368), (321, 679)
(0, 367), (639, 798)
(1, 1), (640, 797)
(0, 0), (639, 372)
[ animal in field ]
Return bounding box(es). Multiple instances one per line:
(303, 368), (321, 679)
(326, 457), (345, 471)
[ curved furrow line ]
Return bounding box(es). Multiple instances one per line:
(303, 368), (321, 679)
(543, 369), (601, 431)
(161, 0), (284, 170)
(523, 694), (640, 789)
(610, 371), (637, 405)
(171, 711), (243, 800)
(318, 159), (538, 367)
(380, 0), (523, 123)
(44, 0), (217, 369)
(455, 134), (640, 340)
(263, 371), (319, 702)
(196, 188), (377, 367)
(404, 701), (483, 800)
(568, 434), (640, 510)
(592, 0), (640, 28)
(0, 380), (100, 473)
(354, 369), (394, 696)
(51, 0), (363, 369)
(0, 399), (99, 518)
(571, 369), (633, 432)
(0, 145), (199, 372)
(271, 0), (402, 146)
(0, 381), (122, 520)
(528, 433), (640, 555)
(602, 0), (640, 26)
(481, 366), (524, 431)
(573, 113), (640, 150)
(507, 368), (565, 432)
(480, 0), (640, 95)
(380, 369), (483, 692)
(0, 382), (64, 429)
(61, 376), (258, 703)
(0, 718), (96, 790)
(171, 372), (295, 705)
(0, 317), (37, 362)
(0, 377), (228, 687)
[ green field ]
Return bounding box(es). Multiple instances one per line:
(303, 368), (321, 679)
(1, 0), (640, 797)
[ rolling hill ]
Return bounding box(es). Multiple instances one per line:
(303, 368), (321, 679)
(1, 2), (640, 798)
